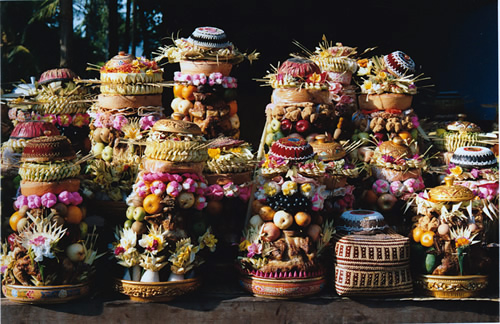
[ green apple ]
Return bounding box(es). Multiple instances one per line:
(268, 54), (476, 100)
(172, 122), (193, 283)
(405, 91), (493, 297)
(92, 142), (105, 157)
(66, 243), (86, 262)
(126, 206), (136, 220)
(101, 146), (113, 162)
(269, 119), (281, 132)
(273, 130), (284, 141)
(124, 219), (133, 229)
(79, 221), (88, 238)
(133, 206), (146, 221)
(357, 132), (369, 141)
(265, 133), (275, 146)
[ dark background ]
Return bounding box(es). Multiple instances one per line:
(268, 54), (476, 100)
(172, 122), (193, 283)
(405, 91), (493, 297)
(1, 0), (498, 147)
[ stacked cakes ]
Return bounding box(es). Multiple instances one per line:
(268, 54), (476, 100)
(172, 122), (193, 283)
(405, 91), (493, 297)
(2, 135), (99, 303)
(156, 26), (259, 139)
(353, 51), (424, 144)
(239, 136), (335, 299)
(263, 57), (334, 146)
(112, 119), (216, 301)
(84, 52), (165, 201)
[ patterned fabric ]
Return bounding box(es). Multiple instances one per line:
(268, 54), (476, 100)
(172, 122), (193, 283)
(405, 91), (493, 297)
(333, 232), (413, 296)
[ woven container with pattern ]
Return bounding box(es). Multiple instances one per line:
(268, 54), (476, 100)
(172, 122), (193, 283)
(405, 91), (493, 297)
(333, 232), (413, 296)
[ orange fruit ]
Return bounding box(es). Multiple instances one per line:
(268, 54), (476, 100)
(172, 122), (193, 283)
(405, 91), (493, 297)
(9, 211), (24, 231)
(412, 227), (424, 243)
(143, 193), (163, 214)
(420, 231), (435, 247)
(181, 85), (197, 101)
(398, 131), (412, 141)
(173, 84), (184, 98)
(228, 100), (238, 116)
(66, 205), (84, 224)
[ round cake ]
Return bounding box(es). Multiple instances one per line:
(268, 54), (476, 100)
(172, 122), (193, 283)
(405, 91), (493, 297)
(10, 121), (60, 139)
(450, 146), (497, 168)
(277, 58), (321, 78)
(309, 135), (346, 161)
(383, 51), (416, 77)
(186, 26), (232, 49)
(21, 135), (76, 162)
(337, 209), (388, 232)
(269, 137), (315, 162)
(38, 68), (79, 85)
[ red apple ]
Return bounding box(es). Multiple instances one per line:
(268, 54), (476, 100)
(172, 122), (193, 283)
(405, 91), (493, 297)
(362, 189), (378, 207)
(295, 119), (310, 133)
(261, 222), (281, 242)
(252, 199), (265, 214)
(294, 211), (312, 227)
(373, 132), (385, 142)
(280, 119), (293, 134)
(307, 224), (322, 242)
(377, 193), (397, 211)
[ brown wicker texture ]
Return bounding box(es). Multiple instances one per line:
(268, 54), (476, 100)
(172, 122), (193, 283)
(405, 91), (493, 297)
(333, 232), (413, 297)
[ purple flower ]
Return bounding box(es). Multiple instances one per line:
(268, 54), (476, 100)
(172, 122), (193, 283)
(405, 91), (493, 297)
(247, 243), (262, 258)
(471, 168), (480, 179)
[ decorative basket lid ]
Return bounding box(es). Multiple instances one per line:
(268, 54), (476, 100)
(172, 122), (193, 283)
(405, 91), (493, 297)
(383, 51), (416, 77)
(104, 51), (135, 70)
(186, 27), (232, 49)
(446, 115), (481, 133)
(450, 146), (497, 169)
(152, 118), (202, 135)
(277, 58), (321, 78)
(428, 176), (474, 203)
(9, 121), (60, 139)
(377, 136), (412, 158)
(21, 135), (76, 162)
(38, 68), (79, 85)
(208, 137), (245, 149)
(337, 209), (387, 233)
(269, 136), (315, 162)
(309, 135), (346, 161)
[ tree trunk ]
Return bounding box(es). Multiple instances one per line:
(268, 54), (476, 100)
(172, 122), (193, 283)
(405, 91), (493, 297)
(123, 0), (131, 53)
(107, 0), (118, 56)
(59, 0), (73, 68)
(139, 0), (148, 57)
(131, 0), (137, 56)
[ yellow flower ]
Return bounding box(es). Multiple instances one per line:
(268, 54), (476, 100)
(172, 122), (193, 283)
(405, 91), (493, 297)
(208, 148), (221, 159)
(230, 147), (242, 154)
(239, 240), (251, 251)
(320, 50), (330, 58)
(362, 80), (372, 91)
(450, 165), (463, 176)
(377, 71), (387, 79)
(308, 73), (322, 83)
(357, 59), (369, 68)
(199, 230), (217, 252)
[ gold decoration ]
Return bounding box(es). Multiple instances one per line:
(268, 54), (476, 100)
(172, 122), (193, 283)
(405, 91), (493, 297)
(310, 135), (346, 161)
(415, 275), (488, 298)
(113, 277), (201, 302)
(428, 176), (474, 203)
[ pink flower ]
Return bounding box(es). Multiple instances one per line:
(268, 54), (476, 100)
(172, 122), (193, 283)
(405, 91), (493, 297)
(328, 81), (342, 94)
(182, 178), (197, 193)
(114, 246), (125, 255)
(136, 182), (150, 198)
(41, 192), (57, 208)
(247, 243), (262, 258)
(196, 182), (207, 196)
(57, 114), (72, 127)
(70, 192), (83, 205)
(339, 95), (353, 104)
(15, 195), (28, 210)
(206, 185), (224, 201)
(150, 180), (166, 195)
(194, 196), (207, 210)
(171, 174), (183, 183)
(166, 181), (182, 197)
(239, 185), (252, 202)
(139, 115), (157, 130)
(112, 115), (128, 131)
(27, 195), (42, 209)
(29, 235), (46, 246)
(471, 169), (480, 179)
(411, 116), (420, 128)
(58, 191), (72, 205)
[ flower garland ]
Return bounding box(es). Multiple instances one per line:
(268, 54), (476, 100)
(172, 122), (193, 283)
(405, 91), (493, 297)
(174, 72), (237, 88)
(8, 108), (90, 127)
(14, 191), (83, 209)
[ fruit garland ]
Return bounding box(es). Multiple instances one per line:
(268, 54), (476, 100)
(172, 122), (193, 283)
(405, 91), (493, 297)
(8, 108), (90, 128)
(205, 182), (253, 201)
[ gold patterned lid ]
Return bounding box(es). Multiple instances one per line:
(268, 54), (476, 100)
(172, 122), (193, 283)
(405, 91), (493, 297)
(428, 176), (474, 203)
(152, 119), (202, 135)
(377, 136), (411, 158)
(446, 114), (481, 133)
(310, 135), (346, 161)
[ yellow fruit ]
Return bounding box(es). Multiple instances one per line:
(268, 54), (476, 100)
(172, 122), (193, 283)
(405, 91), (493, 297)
(10, 211), (24, 232)
(420, 231), (435, 248)
(173, 84), (184, 98)
(66, 205), (83, 224)
(412, 227), (424, 243)
(228, 100), (238, 116)
(182, 85), (196, 101)
(143, 194), (163, 214)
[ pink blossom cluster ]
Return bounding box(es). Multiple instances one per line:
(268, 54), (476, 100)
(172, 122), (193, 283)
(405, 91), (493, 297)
(15, 191), (83, 209)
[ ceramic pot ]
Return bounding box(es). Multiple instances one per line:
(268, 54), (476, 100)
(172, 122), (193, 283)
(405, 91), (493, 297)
(239, 274), (326, 299)
(358, 93), (412, 111)
(2, 282), (90, 304)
